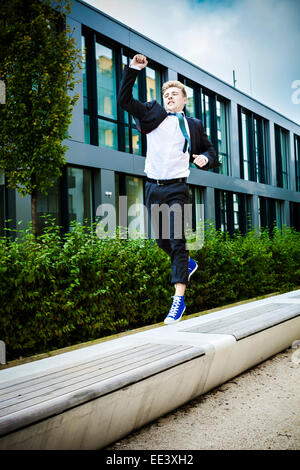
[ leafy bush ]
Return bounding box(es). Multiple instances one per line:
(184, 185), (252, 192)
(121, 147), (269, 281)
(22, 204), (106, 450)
(0, 217), (299, 361)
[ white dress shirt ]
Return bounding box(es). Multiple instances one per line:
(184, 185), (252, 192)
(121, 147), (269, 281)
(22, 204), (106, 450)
(129, 64), (208, 179)
(145, 111), (191, 179)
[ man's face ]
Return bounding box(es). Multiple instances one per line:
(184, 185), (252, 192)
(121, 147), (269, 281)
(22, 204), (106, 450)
(163, 87), (187, 113)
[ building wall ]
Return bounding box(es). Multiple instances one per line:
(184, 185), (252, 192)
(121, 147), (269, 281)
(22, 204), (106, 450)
(1, 0), (300, 237)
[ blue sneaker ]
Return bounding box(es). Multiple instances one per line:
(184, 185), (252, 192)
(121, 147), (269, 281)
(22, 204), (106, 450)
(164, 295), (186, 325)
(188, 257), (198, 280)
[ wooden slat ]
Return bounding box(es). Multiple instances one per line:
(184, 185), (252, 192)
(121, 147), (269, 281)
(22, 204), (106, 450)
(0, 344), (179, 412)
(0, 343), (154, 393)
(0, 344), (205, 436)
(0, 343), (171, 401)
(183, 303), (300, 339)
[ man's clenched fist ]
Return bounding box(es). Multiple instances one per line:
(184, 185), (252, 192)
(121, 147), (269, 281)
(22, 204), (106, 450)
(130, 54), (148, 69)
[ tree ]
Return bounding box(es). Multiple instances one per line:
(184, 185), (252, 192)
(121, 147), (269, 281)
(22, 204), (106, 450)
(0, 0), (82, 236)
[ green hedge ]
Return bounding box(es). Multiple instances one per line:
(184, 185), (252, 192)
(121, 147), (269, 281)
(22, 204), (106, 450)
(1, 217), (299, 361)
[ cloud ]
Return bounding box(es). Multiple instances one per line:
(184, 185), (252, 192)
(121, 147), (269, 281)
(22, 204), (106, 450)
(84, 0), (300, 124)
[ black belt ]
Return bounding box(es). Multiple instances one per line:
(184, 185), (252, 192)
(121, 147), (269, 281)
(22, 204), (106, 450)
(146, 177), (187, 186)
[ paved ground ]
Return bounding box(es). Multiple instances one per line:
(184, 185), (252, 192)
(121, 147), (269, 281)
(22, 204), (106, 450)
(106, 346), (300, 450)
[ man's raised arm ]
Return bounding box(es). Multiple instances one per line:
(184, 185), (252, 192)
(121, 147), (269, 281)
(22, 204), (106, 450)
(117, 54), (149, 119)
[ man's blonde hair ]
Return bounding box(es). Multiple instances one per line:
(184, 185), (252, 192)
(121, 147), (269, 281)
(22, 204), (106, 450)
(162, 80), (187, 98)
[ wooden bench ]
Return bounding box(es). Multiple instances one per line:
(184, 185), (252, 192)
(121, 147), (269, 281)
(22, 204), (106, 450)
(0, 290), (299, 449)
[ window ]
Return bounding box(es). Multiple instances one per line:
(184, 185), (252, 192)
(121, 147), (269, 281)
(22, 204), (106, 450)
(240, 110), (251, 181)
(290, 202), (300, 231)
(122, 54), (142, 156)
(202, 93), (211, 140)
(295, 134), (300, 191)
(81, 35), (90, 145)
(145, 66), (162, 104)
(82, 30), (163, 157)
(217, 99), (229, 175)
(37, 179), (62, 234)
(215, 190), (250, 235)
(254, 117), (268, 183)
(67, 166), (93, 228)
(187, 185), (204, 232)
(275, 200), (283, 230)
(185, 84), (196, 118)
(258, 196), (276, 234)
(275, 125), (289, 189)
(115, 173), (146, 238)
(239, 108), (269, 183)
(96, 42), (118, 150)
(259, 197), (284, 233)
(179, 75), (223, 173)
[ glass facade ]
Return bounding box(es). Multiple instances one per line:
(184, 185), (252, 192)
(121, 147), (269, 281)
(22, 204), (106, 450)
(96, 43), (117, 120)
(126, 175), (146, 238)
(239, 108), (269, 183)
(146, 66), (161, 104)
(294, 134), (300, 191)
(217, 99), (229, 175)
(115, 173), (146, 239)
(240, 111), (251, 181)
(67, 166), (93, 227)
(215, 190), (250, 235)
(122, 54), (141, 156)
(275, 125), (289, 189)
(258, 197), (283, 232)
(202, 93), (211, 140)
(98, 118), (118, 150)
(185, 84), (195, 118)
(37, 180), (62, 234)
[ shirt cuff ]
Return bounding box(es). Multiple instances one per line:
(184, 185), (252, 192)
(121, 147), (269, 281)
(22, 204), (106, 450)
(129, 64), (142, 70)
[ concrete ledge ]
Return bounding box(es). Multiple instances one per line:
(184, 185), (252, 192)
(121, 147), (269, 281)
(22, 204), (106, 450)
(0, 288), (299, 449)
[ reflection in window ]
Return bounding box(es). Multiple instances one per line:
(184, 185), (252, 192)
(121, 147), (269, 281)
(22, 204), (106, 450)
(84, 115), (90, 144)
(217, 99), (229, 175)
(185, 85), (195, 117)
(98, 118), (118, 150)
(126, 176), (146, 238)
(132, 127), (141, 155)
(295, 134), (300, 191)
(146, 66), (161, 104)
(241, 111), (251, 181)
(96, 43), (117, 120)
(218, 190), (227, 233)
(233, 193), (239, 231)
(202, 93), (211, 139)
(67, 167), (93, 227)
(115, 173), (146, 239)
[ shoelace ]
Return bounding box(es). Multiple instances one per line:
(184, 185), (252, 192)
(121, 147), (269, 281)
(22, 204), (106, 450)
(168, 296), (182, 318)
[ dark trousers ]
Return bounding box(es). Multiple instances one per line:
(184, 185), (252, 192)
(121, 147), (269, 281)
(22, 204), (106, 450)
(145, 180), (190, 285)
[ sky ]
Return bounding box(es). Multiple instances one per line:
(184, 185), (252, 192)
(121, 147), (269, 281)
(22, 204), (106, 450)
(83, 0), (300, 125)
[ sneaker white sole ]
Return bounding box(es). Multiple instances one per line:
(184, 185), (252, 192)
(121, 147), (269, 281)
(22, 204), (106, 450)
(188, 262), (198, 281)
(164, 306), (186, 325)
